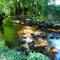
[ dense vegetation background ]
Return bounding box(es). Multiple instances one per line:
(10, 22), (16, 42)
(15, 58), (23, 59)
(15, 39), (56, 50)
(0, 0), (60, 23)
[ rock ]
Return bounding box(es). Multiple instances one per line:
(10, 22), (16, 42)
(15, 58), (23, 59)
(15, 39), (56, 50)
(18, 26), (35, 35)
(34, 38), (48, 47)
(34, 30), (46, 38)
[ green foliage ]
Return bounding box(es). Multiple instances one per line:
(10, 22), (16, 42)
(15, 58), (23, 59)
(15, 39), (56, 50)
(4, 17), (14, 27)
(0, 0), (11, 16)
(0, 46), (9, 54)
(0, 40), (5, 48)
(3, 17), (17, 48)
(0, 34), (8, 48)
(0, 0), (57, 23)
(0, 48), (27, 60)
(35, 16), (48, 22)
(2, 50), (21, 60)
(4, 27), (16, 41)
(0, 50), (20, 60)
(0, 47), (51, 60)
(48, 4), (60, 23)
(0, 0), (49, 22)
(27, 52), (50, 60)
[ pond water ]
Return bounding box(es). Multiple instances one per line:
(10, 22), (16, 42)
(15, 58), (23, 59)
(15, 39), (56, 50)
(49, 38), (60, 49)
(47, 32), (60, 49)
(48, 33), (60, 60)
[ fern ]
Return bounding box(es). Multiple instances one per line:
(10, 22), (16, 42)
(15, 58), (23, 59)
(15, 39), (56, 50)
(0, 47), (51, 60)
(27, 52), (51, 60)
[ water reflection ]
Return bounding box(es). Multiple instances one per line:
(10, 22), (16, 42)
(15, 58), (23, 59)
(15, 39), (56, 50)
(48, 33), (60, 60)
(54, 50), (60, 60)
(49, 38), (60, 49)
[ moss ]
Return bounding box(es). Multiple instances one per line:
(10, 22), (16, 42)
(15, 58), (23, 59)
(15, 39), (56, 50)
(3, 17), (18, 48)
